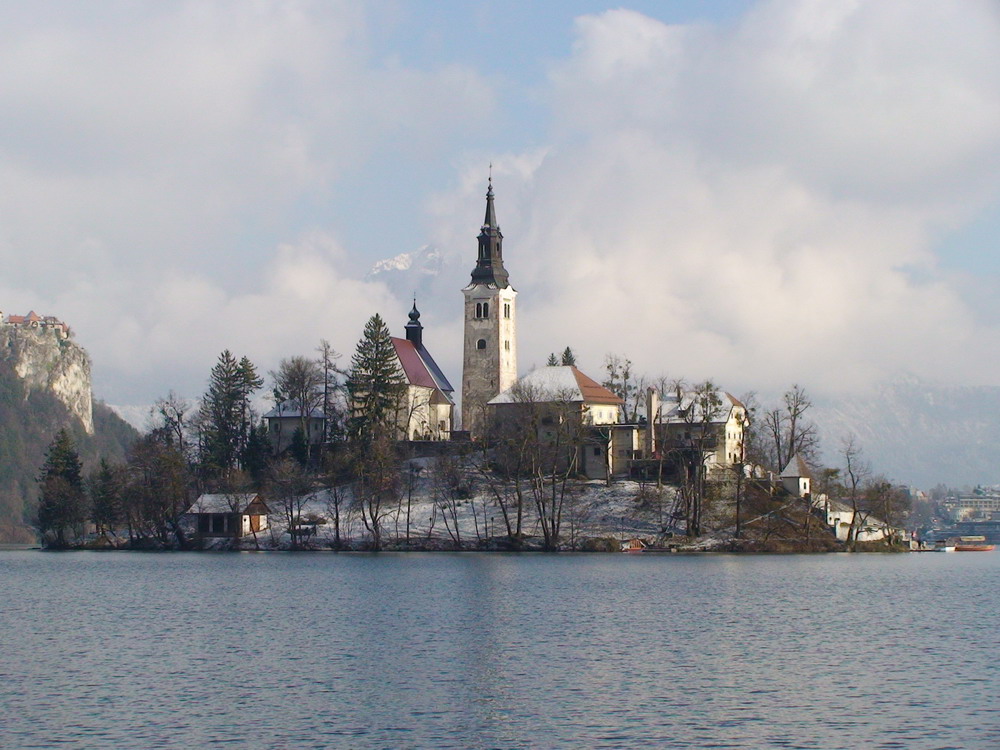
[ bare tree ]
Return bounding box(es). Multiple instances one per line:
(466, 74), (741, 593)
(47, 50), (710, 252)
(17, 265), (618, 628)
(271, 356), (325, 461)
(841, 434), (872, 550)
(350, 430), (401, 551)
(315, 339), (344, 443)
(267, 458), (314, 550)
(865, 479), (911, 545)
(431, 453), (467, 548)
(152, 391), (191, 456)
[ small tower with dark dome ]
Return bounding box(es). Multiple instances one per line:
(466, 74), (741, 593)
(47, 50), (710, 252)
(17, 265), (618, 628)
(404, 299), (423, 349)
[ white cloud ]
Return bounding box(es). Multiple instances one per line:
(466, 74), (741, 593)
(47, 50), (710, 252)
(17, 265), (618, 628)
(39, 231), (401, 402)
(435, 1), (1000, 396)
(4, 0), (1000, 408)
(0, 0), (495, 401)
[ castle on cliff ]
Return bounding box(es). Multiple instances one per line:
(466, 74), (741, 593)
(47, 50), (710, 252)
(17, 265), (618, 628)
(0, 309), (92, 433)
(1, 310), (71, 339)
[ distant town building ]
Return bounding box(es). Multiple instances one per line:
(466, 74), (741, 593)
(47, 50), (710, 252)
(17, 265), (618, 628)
(942, 494), (1000, 521)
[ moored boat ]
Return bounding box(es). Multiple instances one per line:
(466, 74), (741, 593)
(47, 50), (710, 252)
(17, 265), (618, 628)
(621, 538), (646, 553)
(953, 535), (995, 552)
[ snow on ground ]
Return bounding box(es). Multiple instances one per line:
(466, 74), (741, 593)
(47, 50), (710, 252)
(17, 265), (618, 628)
(231, 459), (684, 551)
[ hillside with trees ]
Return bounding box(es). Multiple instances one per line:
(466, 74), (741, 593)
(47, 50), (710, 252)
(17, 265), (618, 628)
(0, 357), (137, 542)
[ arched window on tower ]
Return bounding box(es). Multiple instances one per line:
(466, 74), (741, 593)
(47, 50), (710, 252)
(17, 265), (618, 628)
(483, 302), (489, 318)
(475, 302), (482, 318)
(477, 339), (486, 350)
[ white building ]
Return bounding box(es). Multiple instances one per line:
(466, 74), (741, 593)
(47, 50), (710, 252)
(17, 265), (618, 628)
(390, 303), (455, 441)
(263, 401), (326, 454)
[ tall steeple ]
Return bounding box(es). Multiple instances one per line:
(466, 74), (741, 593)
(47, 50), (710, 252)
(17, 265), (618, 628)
(461, 176), (517, 438)
(469, 178), (509, 288)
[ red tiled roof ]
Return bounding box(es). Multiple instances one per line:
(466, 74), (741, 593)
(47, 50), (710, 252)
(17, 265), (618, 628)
(571, 367), (624, 405)
(391, 338), (437, 389)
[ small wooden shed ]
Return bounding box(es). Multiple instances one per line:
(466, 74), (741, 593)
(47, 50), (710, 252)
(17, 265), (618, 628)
(186, 493), (271, 537)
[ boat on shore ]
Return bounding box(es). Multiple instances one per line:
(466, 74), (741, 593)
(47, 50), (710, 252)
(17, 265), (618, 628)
(621, 538), (647, 553)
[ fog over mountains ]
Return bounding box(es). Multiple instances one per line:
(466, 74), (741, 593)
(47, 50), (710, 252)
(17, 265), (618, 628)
(812, 377), (1000, 489)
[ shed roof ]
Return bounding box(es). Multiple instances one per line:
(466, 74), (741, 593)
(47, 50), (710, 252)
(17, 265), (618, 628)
(187, 493), (270, 515)
(780, 454), (813, 480)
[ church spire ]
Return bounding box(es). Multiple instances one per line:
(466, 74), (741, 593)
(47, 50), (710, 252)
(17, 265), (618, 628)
(470, 178), (510, 288)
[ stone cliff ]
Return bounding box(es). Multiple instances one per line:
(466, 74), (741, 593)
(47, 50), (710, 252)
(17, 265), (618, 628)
(0, 325), (94, 433)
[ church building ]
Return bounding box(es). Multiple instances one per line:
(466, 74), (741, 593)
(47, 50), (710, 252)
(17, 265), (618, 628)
(462, 179), (517, 438)
(391, 303), (455, 441)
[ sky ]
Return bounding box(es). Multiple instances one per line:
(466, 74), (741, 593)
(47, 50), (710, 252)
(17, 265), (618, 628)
(2, 0), (1000, 410)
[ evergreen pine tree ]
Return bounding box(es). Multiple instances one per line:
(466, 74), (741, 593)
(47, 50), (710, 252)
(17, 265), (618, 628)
(88, 458), (124, 534)
(289, 427), (309, 466)
(347, 314), (406, 441)
(37, 429), (86, 547)
(561, 347), (576, 366)
(242, 423), (271, 483)
(546, 353), (558, 366)
(199, 351), (262, 478)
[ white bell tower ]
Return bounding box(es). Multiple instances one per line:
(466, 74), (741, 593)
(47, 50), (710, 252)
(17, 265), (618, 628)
(461, 178), (517, 438)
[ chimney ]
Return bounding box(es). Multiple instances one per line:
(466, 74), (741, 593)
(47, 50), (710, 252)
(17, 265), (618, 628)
(645, 386), (658, 456)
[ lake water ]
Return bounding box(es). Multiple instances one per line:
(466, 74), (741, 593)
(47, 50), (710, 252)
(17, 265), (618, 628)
(0, 551), (997, 749)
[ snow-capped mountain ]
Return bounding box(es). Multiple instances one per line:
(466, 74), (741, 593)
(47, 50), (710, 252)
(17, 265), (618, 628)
(366, 245), (444, 298)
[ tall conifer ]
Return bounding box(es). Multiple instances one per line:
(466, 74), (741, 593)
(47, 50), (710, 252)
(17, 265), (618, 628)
(347, 314), (406, 440)
(199, 350), (262, 478)
(37, 428), (86, 547)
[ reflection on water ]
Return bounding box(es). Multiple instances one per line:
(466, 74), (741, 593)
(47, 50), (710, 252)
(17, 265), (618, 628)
(0, 551), (997, 749)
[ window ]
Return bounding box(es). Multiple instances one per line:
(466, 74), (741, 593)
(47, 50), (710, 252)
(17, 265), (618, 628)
(477, 339), (486, 350)
(483, 302), (489, 318)
(593, 447), (600, 456)
(475, 301), (490, 319)
(504, 340), (510, 351)
(504, 303), (511, 318)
